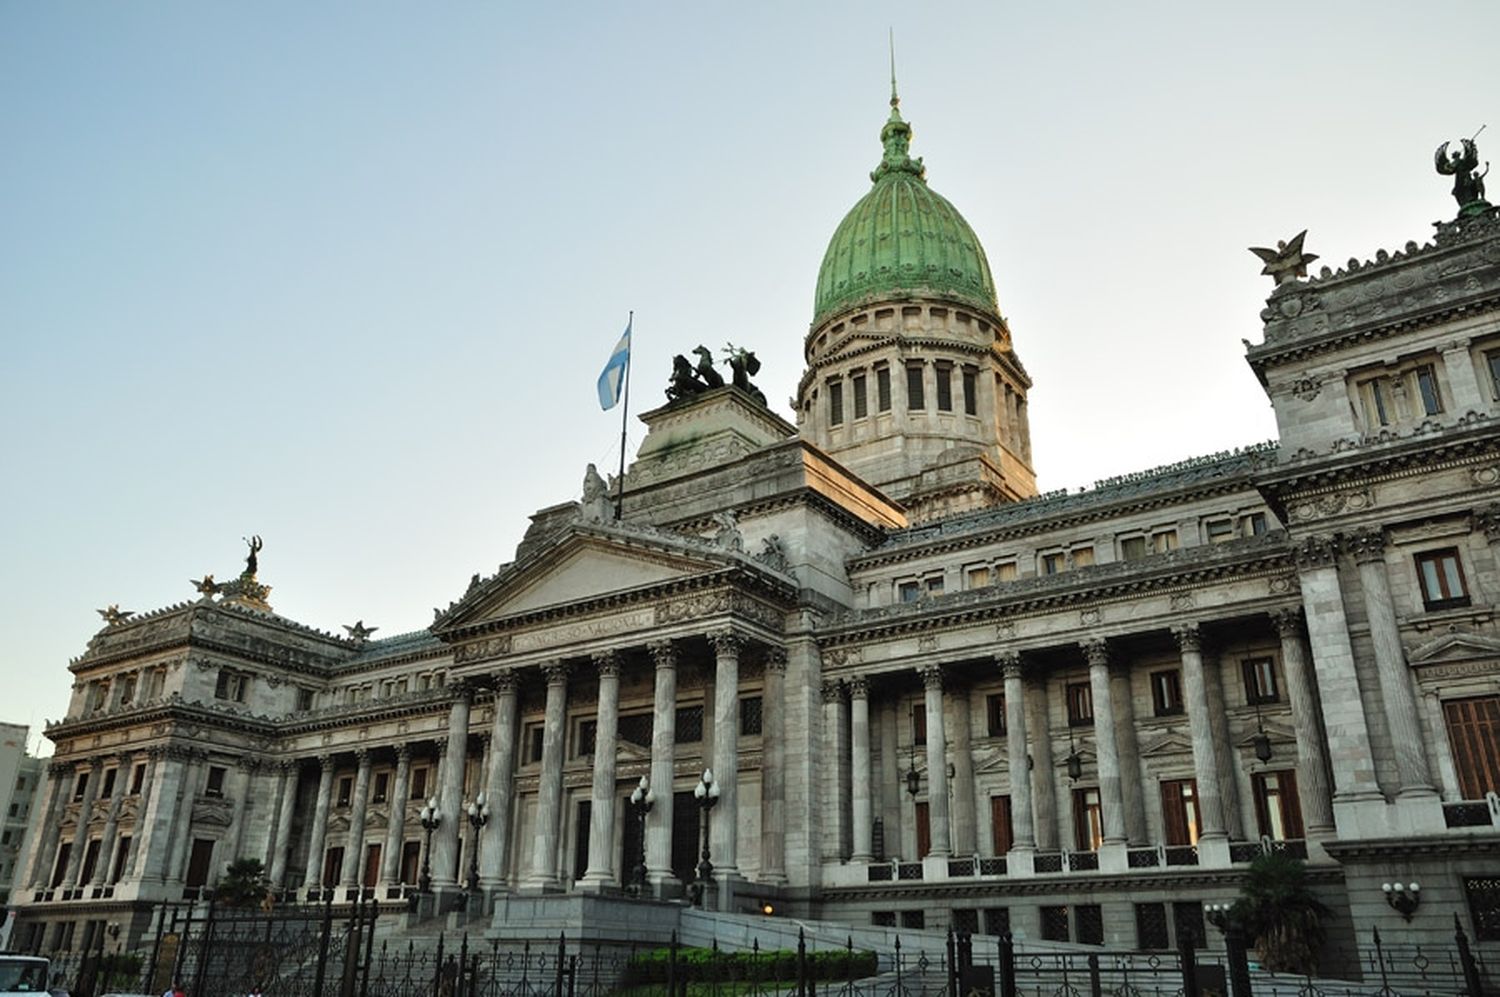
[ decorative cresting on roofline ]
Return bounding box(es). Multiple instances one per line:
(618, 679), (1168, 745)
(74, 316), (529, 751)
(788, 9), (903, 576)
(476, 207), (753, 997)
(1246, 209), (1500, 373)
(821, 530), (1294, 646)
(1253, 422), (1500, 494)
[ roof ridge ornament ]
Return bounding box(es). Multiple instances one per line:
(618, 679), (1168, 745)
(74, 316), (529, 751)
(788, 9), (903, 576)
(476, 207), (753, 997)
(872, 34), (925, 184)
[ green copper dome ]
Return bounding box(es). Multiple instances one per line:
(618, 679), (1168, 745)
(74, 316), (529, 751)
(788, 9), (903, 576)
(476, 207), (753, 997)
(813, 92), (998, 327)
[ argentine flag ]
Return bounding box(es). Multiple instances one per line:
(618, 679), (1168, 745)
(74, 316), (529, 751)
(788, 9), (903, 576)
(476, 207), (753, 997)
(596, 321), (632, 410)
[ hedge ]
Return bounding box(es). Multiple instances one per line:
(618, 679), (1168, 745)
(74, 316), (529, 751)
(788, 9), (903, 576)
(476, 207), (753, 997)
(624, 947), (878, 984)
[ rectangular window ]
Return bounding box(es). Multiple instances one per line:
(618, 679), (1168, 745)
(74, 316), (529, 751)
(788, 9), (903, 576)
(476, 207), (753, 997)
(296, 687), (314, 711)
(983, 908), (1010, 937)
(900, 909), (926, 930)
(118, 675), (136, 706)
(675, 705), (704, 743)
(827, 380), (844, 426)
(1486, 349), (1500, 400)
(912, 706), (927, 746)
(951, 908), (979, 934)
(1465, 876), (1500, 942)
(1040, 906), (1070, 942)
(1362, 377), (1391, 427)
(1242, 512), (1269, 537)
(185, 838), (215, 889)
(994, 561), (1018, 582)
(205, 766), (226, 798)
(1066, 682), (1094, 727)
(576, 719), (597, 757)
(740, 695), (763, 736)
(1415, 365), (1443, 416)
(1444, 695), (1500, 799)
(990, 795), (1013, 854)
(1152, 530), (1179, 553)
(110, 835), (131, 884)
(130, 763), (145, 795)
(898, 580), (921, 603)
(214, 670), (247, 703)
(618, 713), (653, 747)
(876, 367), (892, 411)
(1041, 552), (1065, 576)
(1136, 903), (1170, 950)
(915, 801), (931, 858)
(1151, 670), (1183, 716)
(962, 368), (977, 416)
(337, 776), (353, 807)
(409, 766), (429, 800)
(852, 374), (868, 418)
(906, 364), (925, 410)
(1160, 779), (1201, 846)
(73, 772), (88, 802)
(372, 772), (389, 804)
(528, 726), (546, 763)
(400, 841), (421, 884)
(1174, 902), (1206, 950)
(871, 911), (896, 928)
(1416, 548), (1470, 610)
(967, 566), (990, 589)
(1120, 536), (1147, 561)
(1242, 657), (1279, 704)
(925, 575), (944, 595)
(1073, 787), (1103, 851)
(1071, 547), (1095, 568)
(100, 768), (117, 799)
(1251, 770), (1304, 840)
(935, 363), (953, 411)
(1076, 905), (1104, 946)
(985, 694), (1006, 737)
(1206, 518), (1234, 544)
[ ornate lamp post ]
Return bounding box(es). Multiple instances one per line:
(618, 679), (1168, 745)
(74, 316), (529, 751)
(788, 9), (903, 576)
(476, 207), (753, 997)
(465, 792), (489, 894)
(688, 768), (720, 908)
(418, 797), (442, 894)
(1206, 902), (1253, 996)
(628, 775), (655, 897)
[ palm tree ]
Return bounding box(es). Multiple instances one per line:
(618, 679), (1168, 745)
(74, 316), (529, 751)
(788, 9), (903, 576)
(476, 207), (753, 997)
(1231, 853), (1331, 975)
(215, 857), (272, 909)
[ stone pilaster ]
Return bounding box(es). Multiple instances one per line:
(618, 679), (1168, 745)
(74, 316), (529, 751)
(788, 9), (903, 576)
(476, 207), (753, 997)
(527, 662), (571, 890)
(709, 630), (744, 879)
(62, 759), (104, 889)
(303, 755), (334, 889)
(1348, 529), (1436, 797)
(1000, 656), (1035, 851)
(919, 665), (952, 858)
(124, 750), (164, 882)
(848, 676), (874, 862)
(431, 684), (472, 890)
(22, 762), (69, 890)
(1026, 678), (1058, 851)
(269, 760), (299, 886)
(1107, 664), (1148, 846)
(645, 642), (678, 889)
(1083, 640), (1127, 846)
(229, 756), (258, 869)
(1173, 624), (1227, 844)
(162, 751), (203, 884)
(759, 648), (789, 884)
(1270, 609), (1336, 838)
(821, 680), (849, 861)
(1293, 535), (1381, 804)
(581, 652), (622, 888)
(481, 675), (518, 889)
(341, 749), (373, 887)
(90, 754), (132, 888)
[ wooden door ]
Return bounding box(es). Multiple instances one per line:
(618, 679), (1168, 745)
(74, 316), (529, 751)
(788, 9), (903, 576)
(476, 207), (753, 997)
(322, 846), (343, 887)
(1446, 696), (1500, 798)
(915, 802), (931, 858)
(362, 843), (382, 887)
(400, 841), (420, 884)
(186, 839), (216, 888)
(1159, 780), (1200, 846)
(573, 801), (591, 883)
(990, 795), (1013, 854)
(671, 791), (699, 883)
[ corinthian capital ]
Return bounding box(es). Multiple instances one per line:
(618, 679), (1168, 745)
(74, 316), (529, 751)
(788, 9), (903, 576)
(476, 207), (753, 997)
(820, 680), (844, 704)
(1344, 528), (1387, 565)
(847, 676), (870, 699)
(1171, 623), (1202, 654)
(492, 670), (519, 695)
(1269, 607), (1304, 639)
(709, 629), (746, 657)
(592, 650), (621, 679)
(541, 661), (573, 686)
(1081, 638), (1109, 668)
(1292, 534), (1338, 571)
(762, 647), (789, 674)
(646, 639), (679, 670)
(918, 665), (945, 691)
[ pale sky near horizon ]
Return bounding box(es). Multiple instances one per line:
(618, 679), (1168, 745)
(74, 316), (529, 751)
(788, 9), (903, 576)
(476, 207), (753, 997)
(4, 3), (1498, 754)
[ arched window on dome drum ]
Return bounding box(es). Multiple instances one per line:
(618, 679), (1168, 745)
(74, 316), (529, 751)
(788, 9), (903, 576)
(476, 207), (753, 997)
(962, 367), (978, 416)
(935, 363), (953, 412)
(828, 380), (844, 426)
(876, 367), (892, 412)
(906, 364), (925, 410)
(852, 374), (868, 418)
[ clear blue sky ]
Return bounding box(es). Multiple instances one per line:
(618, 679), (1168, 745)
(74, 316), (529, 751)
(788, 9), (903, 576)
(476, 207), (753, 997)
(4, 3), (1497, 752)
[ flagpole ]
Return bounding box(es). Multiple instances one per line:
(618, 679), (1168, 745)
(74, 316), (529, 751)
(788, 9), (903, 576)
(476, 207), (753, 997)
(614, 311), (633, 521)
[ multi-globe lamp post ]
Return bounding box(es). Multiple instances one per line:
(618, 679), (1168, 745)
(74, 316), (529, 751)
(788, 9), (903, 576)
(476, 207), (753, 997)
(465, 792), (490, 894)
(628, 775), (655, 897)
(688, 768), (720, 908)
(418, 797), (442, 894)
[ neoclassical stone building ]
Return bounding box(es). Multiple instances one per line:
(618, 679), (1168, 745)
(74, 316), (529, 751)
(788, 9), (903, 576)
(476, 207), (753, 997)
(12, 89), (1500, 959)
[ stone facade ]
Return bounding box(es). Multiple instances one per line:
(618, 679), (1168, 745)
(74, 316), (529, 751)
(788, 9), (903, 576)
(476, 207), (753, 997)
(11, 98), (1500, 967)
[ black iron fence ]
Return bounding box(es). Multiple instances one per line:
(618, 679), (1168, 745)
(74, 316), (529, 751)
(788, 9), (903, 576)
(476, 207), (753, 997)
(36, 900), (1494, 997)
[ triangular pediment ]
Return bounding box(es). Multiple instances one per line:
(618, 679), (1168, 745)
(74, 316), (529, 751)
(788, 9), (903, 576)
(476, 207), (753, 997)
(440, 526), (740, 631)
(1407, 630), (1500, 666)
(1139, 730), (1194, 758)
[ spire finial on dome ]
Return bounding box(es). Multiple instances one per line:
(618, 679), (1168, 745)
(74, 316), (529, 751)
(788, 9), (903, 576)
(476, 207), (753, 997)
(873, 34), (925, 184)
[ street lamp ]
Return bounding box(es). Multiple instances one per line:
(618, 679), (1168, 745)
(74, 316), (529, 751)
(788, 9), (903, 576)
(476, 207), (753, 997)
(465, 792), (489, 894)
(418, 797), (442, 894)
(688, 768), (720, 908)
(628, 775), (655, 897)
(1206, 901), (1253, 996)
(1382, 881), (1421, 921)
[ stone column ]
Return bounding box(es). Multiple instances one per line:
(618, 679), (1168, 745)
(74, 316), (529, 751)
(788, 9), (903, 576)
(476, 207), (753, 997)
(1105, 665), (1148, 846)
(341, 749), (373, 887)
(124, 750), (164, 882)
(527, 663), (571, 890)
(949, 688), (978, 855)
(229, 757), (257, 868)
(431, 685), (472, 889)
(90, 754), (132, 888)
(139, 750), (188, 885)
(22, 763), (70, 890)
(1027, 679), (1058, 851)
(302, 755), (334, 889)
(581, 651), (622, 888)
(62, 759), (104, 889)
(644, 642), (678, 888)
(1173, 624), (1227, 842)
(481, 675), (518, 889)
(709, 630), (744, 879)
(163, 751), (203, 884)
(1293, 536), (1381, 803)
(919, 665), (952, 858)
(268, 760), (299, 887)
(999, 656), (1035, 851)
(848, 677), (875, 862)
(1348, 529), (1436, 796)
(1202, 656), (1246, 840)
(1270, 609), (1336, 837)
(1082, 641), (1127, 846)
(821, 681), (849, 860)
(1441, 342), (1487, 410)
(759, 648), (789, 884)
(381, 746), (412, 886)
(878, 701), (902, 859)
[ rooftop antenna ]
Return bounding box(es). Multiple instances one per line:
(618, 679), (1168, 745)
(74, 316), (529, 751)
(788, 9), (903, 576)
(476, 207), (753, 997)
(889, 28), (899, 109)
